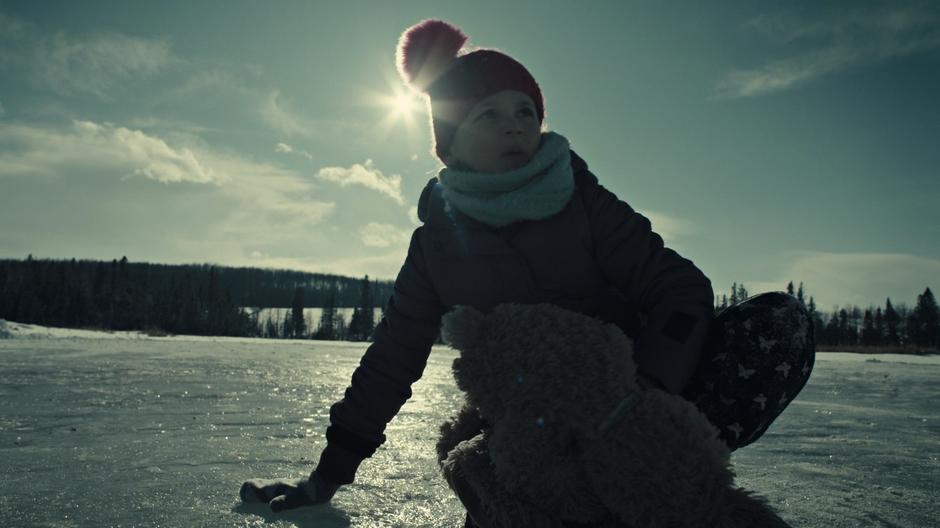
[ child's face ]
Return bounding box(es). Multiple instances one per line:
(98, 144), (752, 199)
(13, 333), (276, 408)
(444, 90), (542, 173)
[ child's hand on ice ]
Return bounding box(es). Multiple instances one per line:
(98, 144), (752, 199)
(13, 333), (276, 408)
(240, 472), (340, 512)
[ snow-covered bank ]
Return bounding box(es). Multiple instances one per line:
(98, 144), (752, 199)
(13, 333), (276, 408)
(0, 319), (374, 349)
(0, 318), (150, 340)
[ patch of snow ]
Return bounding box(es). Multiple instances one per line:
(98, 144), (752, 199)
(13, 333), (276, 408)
(0, 320), (149, 340)
(0, 319), (388, 349)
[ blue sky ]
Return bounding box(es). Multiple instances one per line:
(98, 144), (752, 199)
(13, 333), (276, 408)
(1, 0), (938, 311)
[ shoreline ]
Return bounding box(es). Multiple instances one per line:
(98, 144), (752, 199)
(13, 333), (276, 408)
(818, 345), (938, 356)
(3, 319), (937, 355)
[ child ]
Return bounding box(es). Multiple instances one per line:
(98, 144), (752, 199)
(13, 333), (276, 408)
(241, 20), (815, 527)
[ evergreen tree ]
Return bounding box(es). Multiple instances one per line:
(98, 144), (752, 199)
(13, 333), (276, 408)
(282, 314), (293, 340)
(824, 311), (840, 346)
(861, 309), (875, 346)
(838, 308), (849, 345)
(895, 303), (912, 346)
(736, 283), (748, 302)
(873, 307), (884, 347)
(316, 287), (337, 340)
(910, 287), (939, 348)
(797, 282), (805, 305)
(21, 254), (43, 324)
(348, 275), (375, 341)
(884, 298), (900, 346)
(786, 281), (794, 296)
(264, 314), (278, 338)
(291, 287), (306, 338)
(334, 309), (348, 341)
(847, 307), (861, 345)
(207, 266), (223, 334)
(806, 297), (822, 342)
(112, 256), (132, 330)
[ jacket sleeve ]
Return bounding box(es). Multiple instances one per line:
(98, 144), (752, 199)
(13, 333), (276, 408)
(314, 228), (446, 484)
(581, 171), (714, 394)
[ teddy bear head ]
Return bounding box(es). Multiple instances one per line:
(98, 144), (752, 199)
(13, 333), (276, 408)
(441, 303), (637, 429)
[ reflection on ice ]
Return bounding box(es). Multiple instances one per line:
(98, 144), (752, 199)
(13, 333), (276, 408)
(0, 339), (937, 527)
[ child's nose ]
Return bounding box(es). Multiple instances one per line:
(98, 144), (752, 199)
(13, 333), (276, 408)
(502, 116), (526, 134)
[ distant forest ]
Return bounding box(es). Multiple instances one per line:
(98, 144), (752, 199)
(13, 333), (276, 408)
(1, 256), (938, 352)
(0, 256), (392, 341)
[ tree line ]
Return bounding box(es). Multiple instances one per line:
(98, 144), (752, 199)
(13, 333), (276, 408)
(716, 281), (940, 352)
(0, 256), (391, 340)
(2, 256), (937, 351)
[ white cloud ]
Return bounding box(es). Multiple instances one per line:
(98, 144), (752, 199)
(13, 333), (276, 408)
(275, 141), (313, 160)
(124, 116), (215, 137)
(258, 89), (366, 143)
(164, 69), (246, 99)
(0, 12), (178, 98)
(0, 118), (336, 264)
(192, 146), (335, 239)
(260, 90), (310, 137)
(739, 251), (940, 311)
(316, 159), (405, 205)
(302, 249), (409, 281)
(641, 210), (697, 243)
(408, 206), (420, 226)
(715, 46), (859, 99)
(716, 5), (940, 98)
(359, 222), (411, 248)
(0, 120), (216, 184)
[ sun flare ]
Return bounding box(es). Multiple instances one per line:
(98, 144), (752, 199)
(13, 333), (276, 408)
(361, 77), (426, 142)
(389, 91), (419, 119)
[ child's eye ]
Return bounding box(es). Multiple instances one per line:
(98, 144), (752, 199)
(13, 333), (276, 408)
(519, 108), (535, 117)
(477, 109), (497, 120)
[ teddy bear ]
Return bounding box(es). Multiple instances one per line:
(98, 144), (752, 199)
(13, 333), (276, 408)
(436, 303), (791, 528)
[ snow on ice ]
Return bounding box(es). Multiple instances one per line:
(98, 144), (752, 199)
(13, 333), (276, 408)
(0, 321), (938, 527)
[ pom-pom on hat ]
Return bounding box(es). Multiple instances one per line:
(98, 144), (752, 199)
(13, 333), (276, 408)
(395, 19), (545, 162)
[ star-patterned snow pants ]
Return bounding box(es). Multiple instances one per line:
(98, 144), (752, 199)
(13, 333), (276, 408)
(682, 291), (816, 450)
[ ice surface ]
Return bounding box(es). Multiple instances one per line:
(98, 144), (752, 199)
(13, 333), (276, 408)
(0, 326), (937, 527)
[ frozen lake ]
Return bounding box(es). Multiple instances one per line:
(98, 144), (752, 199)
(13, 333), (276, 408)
(1, 329), (938, 527)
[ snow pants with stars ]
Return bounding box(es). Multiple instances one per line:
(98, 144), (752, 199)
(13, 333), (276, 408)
(681, 291), (816, 449)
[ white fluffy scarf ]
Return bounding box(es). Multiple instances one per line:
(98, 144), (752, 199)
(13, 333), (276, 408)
(437, 131), (574, 228)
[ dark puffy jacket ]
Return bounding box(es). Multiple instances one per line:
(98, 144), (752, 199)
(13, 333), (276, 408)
(315, 150), (714, 485)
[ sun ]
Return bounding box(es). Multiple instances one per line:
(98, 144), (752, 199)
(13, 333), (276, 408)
(389, 90), (419, 119)
(359, 74), (427, 143)
(381, 87), (421, 125)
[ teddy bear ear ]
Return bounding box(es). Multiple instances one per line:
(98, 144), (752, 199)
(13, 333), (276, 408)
(441, 305), (484, 351)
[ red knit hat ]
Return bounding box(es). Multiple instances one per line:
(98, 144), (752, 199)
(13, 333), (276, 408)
(395, 19), (545, 162)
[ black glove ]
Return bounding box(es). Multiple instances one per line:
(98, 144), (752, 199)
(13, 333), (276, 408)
(240, 471), (341, 512)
